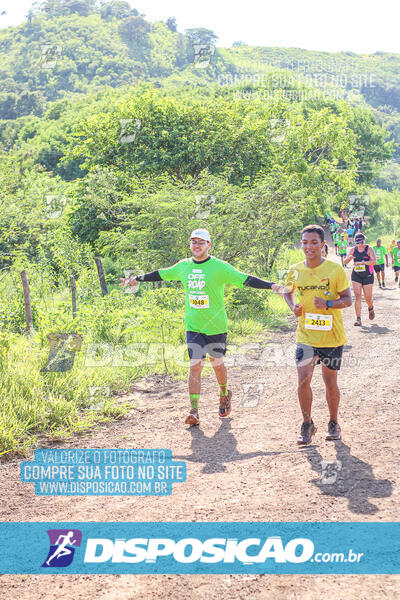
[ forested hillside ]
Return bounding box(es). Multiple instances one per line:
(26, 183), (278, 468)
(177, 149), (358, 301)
(1, 0), (400, 170)
(0, 0), (397, 279)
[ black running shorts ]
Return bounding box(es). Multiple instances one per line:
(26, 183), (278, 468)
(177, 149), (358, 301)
(373, 264), (385, 273)
(351, 271), (374, 285)
(186, 331), (227, 360)
(295, 343), (344, 371)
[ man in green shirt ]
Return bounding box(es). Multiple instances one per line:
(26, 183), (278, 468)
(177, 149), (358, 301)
(392, 240), (400, 287)
(337, 235), (348, 267)
(333, 230), (341, 255)
(120, 228), (281, 426)
(372, 239), (389, 288)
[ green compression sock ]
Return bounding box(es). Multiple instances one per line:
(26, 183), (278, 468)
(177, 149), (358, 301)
(219, 382), (228, 397)
(190, 394), (200, 410)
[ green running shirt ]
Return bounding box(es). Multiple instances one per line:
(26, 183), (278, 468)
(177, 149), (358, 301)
(373, 245), (387, 265)
(159, 256), (248, 334)
(338, 240), (348, 255)
(393, 246), (400, 267)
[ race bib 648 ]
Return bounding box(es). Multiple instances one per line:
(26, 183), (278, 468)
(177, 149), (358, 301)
(189, 294), (209, 309)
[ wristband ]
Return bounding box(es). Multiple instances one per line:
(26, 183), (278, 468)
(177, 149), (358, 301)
(326, 300), (333, 309)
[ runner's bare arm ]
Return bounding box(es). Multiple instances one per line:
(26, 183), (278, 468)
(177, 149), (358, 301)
(283, 290), (302, 316)
(366, 247), (377, 266)
(343, 249), (354, 265)
(314, 288), (352, 310)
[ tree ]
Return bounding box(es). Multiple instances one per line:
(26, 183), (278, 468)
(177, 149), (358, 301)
(100, 1), (136, 20)
(15, 91), (45, 117)
(184, 28), (218, 46)
(344, 105), (393, 184)
(38, 0), (96, 16)
(175, 33), (191, 68)
(0, 94), (17, 120)
(26, 2), (41, 25)
(166, 17), (177, 33)
(118, 15), (151, 45)
(66, 89), (360, 193)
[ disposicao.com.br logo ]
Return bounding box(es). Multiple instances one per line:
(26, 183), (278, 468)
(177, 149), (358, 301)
(1, 522), (395, 574)
(83, 536), (360, 565)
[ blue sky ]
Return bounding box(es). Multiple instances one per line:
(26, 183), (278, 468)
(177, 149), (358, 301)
(1, 0), (399, 54)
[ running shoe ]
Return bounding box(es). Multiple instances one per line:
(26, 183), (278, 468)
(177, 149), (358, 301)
(382, 282), (386, 288)
(326, 420), (341, 441)
(368, 306), (375, 320)
(378, 283), (382, 289)
(185, 409), (199, 426)
(354, 317), (362, 326)
(219, 389), (232, 418)
(297, 420), (316, 445)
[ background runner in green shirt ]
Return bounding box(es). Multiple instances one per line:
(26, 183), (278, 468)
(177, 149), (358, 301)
(337, 236), (348, 267)
(120, 228), (282, 426)
(333, 231), (340, 254)
(372, 239), (389, 288)
(392, 241), (400, 287)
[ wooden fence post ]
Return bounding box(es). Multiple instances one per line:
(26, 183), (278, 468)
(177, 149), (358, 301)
(20, 270), (33, 334)
(94, 257), (108, 297)
(69, 274), (77, 319)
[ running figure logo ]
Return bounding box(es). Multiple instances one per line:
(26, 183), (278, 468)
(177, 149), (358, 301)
(42, 529), (82, 567)
(240, 383), (265, 408)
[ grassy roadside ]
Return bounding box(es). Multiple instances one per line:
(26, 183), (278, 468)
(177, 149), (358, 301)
(0, 250), (303, 458)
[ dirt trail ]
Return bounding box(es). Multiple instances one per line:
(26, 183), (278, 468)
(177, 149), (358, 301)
(1, 243), (399, 599)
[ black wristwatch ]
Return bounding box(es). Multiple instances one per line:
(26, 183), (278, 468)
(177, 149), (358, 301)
(326, 300), (333, 309)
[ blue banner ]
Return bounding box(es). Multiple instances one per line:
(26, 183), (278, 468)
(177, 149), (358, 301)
(0, 522), (399, 574)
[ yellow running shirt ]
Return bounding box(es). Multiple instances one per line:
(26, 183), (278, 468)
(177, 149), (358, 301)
(285, 259), (349, 348)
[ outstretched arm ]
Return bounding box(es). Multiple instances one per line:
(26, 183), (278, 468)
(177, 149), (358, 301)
(135, 271), (162, 282)
(243, 275), (281, 293)
(120, 260), (184, 290)
(120, 270), (162, 291)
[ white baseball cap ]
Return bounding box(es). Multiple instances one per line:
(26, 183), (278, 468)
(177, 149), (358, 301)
(190, 228), (211, 242)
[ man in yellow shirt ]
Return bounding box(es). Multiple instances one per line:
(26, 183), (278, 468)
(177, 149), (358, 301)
(283, 224), (352, 444)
